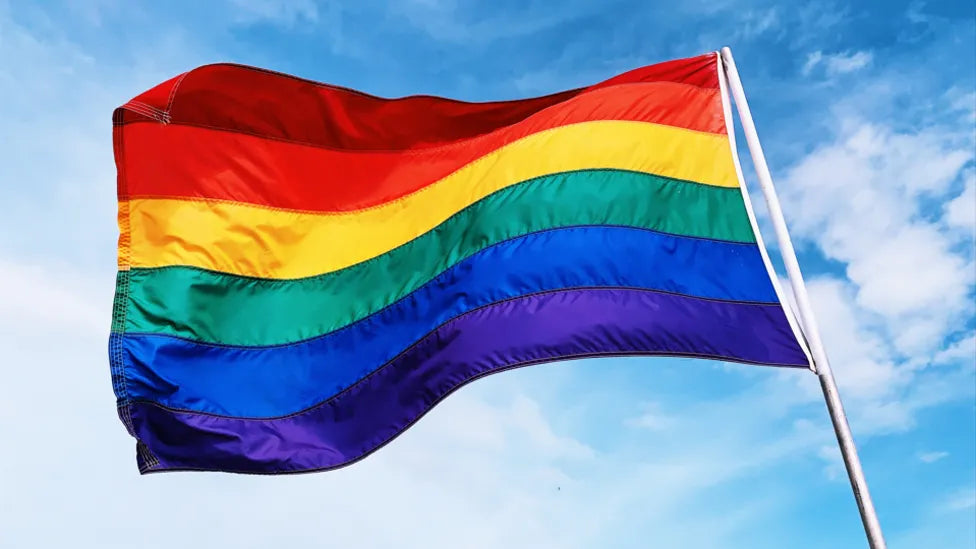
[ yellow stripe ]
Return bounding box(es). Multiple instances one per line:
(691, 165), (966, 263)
(126, 120), (737, 279)
(117, 201), (131, 269)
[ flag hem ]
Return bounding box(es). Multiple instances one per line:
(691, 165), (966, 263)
(111, 107), (162, 468)
(715, 51), (814, 370)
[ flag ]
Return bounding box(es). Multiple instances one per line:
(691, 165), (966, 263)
(109, 52), (811, 474)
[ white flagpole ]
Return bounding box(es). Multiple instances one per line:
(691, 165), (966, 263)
(719, 47), (887, 549)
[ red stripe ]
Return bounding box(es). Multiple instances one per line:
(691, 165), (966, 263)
(117, 53), (718, 151)
(122, 82), (725, 212)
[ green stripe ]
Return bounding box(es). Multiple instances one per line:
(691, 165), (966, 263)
(126, 169), (754, 346)
(111, 270), (129, 334)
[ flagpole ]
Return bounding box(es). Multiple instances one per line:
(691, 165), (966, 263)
(719, 47), (887, 549)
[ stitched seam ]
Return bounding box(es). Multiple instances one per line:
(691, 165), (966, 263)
(109, 280), (130, 420)
(164, 71), (190, 117)
(121, 103), (165, 122)
(136, 442), (160, 472)
(112, 119), (162, 468)
(130, 101), (170, 123)
(128, 100), (168, 117)
(111, 117), (136, 437)
(121, 101), (170, 124)
(109, 117), (135, 436)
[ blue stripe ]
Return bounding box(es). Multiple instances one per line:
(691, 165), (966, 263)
(122, 225), (779, 418)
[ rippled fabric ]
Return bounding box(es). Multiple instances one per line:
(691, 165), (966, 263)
(109, 52), (811, 474)
(123, 226), (781, 417)
(125, 121), (739, 278)
(122, 82), (727, 210)
(119, 58), (723, 205)
(127, 288), (807, 474)
(126, 170), (755, 346)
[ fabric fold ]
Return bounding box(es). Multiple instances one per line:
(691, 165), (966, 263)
(129, 288), (808, 474)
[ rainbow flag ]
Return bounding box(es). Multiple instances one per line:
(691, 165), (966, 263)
(110, 52), (811, 474)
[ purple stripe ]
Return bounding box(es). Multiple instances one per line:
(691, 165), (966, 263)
(128, 288), (808, 474)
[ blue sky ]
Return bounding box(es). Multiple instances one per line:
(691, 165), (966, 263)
(0, 1), (973, 547)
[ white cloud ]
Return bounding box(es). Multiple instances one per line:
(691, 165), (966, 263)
(801, 51), (823, 75)
(625, 402), (676, 431)
(938, 487), (976, 513)
(825, 50), (874, 75)
(946, 88), (976, 122)
(735, 8), (780, 40)
(761, 55), (976, 449)
(815, 444), (844, 480)
(779, 273), (967, 439)
(928, 335), (976, 367)
(917, 451), (949, 463)
(944, 170), (976, 233)
(804, 277), (904, 402)
(779, 119), (974, 356)
(802, 50), (874, 77)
